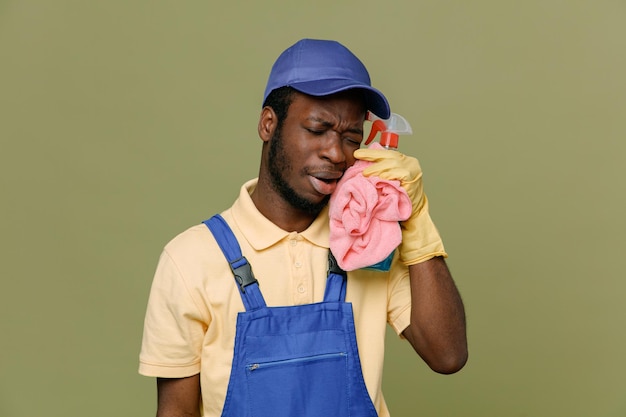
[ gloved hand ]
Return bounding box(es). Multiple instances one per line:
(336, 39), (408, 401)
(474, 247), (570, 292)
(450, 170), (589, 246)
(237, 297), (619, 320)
(353, 148), (447, 265)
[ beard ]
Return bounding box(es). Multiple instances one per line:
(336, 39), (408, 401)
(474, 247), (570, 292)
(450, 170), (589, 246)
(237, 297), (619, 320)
(268, 128), (330, 216)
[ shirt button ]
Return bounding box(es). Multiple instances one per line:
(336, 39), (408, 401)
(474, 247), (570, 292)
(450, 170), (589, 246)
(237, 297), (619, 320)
(297, 285), (305, 293)
(290, 240), (297, 246)
(294, 261), (302, 268)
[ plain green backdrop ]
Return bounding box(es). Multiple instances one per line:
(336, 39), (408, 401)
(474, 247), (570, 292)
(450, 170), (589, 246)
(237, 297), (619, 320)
(1, 1), (625, 416)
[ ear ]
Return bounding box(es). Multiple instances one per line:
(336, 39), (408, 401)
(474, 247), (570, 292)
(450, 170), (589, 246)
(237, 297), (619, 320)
(258, 106), (278, 143)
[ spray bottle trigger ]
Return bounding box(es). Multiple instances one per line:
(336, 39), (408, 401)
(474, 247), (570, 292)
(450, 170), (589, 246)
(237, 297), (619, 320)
(365, 119), (387, 145)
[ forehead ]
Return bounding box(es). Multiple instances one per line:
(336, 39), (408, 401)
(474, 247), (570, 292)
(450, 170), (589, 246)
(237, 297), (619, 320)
(287, 90), (367, 119)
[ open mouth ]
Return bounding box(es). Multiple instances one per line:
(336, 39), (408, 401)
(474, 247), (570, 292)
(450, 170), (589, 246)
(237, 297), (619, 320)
(309, 175), (340, 195)
(317, 177), (336, 184)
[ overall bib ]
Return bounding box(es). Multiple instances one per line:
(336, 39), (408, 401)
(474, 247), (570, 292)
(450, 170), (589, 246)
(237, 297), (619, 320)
(204, 215), (378, 417)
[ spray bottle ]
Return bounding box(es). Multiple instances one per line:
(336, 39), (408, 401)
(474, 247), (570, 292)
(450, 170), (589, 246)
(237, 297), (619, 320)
(364, 111), (413, 150)
(362, 111), (414, 272)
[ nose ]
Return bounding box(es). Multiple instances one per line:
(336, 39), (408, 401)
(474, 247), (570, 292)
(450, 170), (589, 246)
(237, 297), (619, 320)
(319, 132), (347, 164)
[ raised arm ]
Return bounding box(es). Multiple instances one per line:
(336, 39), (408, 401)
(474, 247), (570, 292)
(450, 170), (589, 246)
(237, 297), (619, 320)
(354, 147), (468, 373)
(402, 257), (467, 373)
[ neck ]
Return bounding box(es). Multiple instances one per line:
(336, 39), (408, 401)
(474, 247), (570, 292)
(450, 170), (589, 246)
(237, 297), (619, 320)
(251, 177), (321, 233)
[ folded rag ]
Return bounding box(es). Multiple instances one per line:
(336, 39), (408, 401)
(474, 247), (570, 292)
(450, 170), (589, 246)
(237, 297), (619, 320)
(329, 143), (412, 271)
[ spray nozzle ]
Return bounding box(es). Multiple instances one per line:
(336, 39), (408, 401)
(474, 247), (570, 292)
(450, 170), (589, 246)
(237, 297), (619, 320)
(365, 111), (413, 149)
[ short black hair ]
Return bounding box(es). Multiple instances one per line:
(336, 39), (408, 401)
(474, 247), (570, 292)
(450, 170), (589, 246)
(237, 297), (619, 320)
(262, 86), (296, 130)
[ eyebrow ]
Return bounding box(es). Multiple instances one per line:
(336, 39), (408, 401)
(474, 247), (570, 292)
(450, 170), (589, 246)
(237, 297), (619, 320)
(306, 117), (364, 135)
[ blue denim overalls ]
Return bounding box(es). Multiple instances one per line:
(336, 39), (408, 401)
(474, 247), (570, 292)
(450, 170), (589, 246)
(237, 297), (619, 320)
(204, 215), (378, 417)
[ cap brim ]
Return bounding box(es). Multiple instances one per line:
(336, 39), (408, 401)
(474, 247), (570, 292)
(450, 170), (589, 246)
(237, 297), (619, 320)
(289, 79), (391, 119)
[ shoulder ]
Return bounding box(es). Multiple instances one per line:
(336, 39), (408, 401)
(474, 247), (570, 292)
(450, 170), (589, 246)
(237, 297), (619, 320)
(159, 220), (231, 280)
(164, 223), (218, 258)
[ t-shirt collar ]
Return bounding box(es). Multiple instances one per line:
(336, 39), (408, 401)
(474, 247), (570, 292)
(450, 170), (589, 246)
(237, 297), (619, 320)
(231, 179), (330, 251)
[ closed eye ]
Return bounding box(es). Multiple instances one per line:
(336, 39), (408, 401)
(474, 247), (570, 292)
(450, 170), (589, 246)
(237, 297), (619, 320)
(306, 128), (325, 136)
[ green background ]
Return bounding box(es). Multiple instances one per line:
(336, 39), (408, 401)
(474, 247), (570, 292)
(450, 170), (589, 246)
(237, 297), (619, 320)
(1, 1), (625, 416)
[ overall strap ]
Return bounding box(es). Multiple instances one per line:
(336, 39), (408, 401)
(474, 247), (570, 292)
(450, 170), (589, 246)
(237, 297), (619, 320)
(203, 215), (267, 311)
(324, 251), (348, 303)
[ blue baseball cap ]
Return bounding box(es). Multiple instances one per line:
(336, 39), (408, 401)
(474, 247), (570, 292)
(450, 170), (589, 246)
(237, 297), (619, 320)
(263, 39), (391, 119)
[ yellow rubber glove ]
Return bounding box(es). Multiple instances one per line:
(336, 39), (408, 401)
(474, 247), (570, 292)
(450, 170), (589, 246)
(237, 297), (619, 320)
(353, 148), (447, 266)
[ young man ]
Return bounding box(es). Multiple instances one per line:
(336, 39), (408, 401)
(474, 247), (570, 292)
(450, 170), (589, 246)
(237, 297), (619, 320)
(139, 38), (467, 417)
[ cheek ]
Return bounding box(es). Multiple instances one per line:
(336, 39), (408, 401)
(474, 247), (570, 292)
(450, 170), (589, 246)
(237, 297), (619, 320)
(344, 146), (358, 166)
(284, 142), (313, 172)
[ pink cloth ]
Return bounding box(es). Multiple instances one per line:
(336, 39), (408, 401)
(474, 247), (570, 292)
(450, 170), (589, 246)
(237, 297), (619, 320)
(329, 144), (412, 271)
